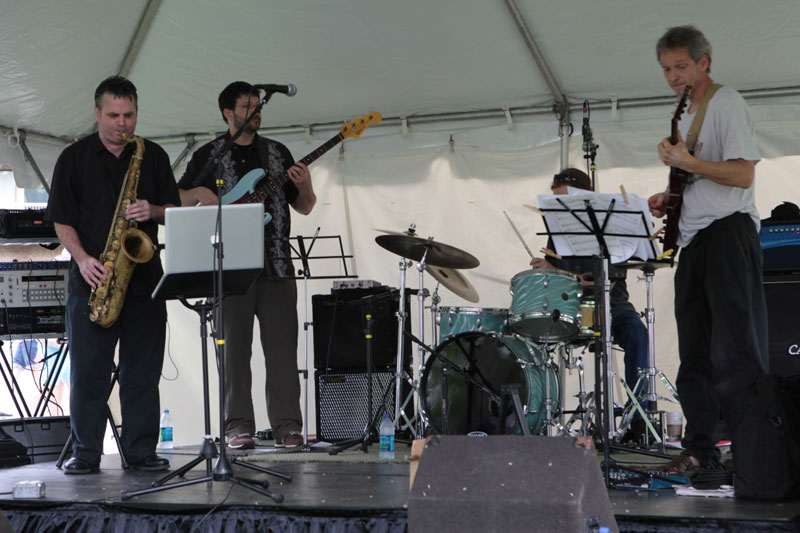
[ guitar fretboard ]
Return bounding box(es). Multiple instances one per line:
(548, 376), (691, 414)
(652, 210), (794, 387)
(251, 133), (345, 203)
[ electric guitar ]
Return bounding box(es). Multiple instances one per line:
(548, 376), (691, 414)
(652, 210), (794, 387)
(222, 111), (383, 223)
(660, 85), (692, 258)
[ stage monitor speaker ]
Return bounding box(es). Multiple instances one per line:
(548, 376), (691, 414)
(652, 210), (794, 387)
(312, 287), (411, 370)
(764, 273), (800, 377)
(315, 369), (412, 442)
(408, 435), (618, 533)
(0, 416), (71, 464)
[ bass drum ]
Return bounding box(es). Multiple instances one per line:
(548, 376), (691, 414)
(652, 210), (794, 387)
(420, 332), (559, 435)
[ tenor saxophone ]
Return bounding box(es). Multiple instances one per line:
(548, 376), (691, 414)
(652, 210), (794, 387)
(88, 134), (156, 327)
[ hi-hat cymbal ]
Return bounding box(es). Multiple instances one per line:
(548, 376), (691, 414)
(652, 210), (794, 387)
(426, 264), (480, 303)
(375, 234), (479, 269)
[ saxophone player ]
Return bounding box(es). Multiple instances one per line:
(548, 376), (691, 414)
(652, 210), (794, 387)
(46, 76), (180, 475)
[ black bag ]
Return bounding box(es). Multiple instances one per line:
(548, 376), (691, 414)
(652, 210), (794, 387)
(733, 374), (800, 500)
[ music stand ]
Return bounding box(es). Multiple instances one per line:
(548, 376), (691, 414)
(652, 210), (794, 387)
(285, 232), (356, 451)
(536, 189), (658, 486)
(121, 203), (290, 502)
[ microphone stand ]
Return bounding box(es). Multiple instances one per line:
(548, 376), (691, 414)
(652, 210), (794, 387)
(582, 100), (599, 191)
(122, 89), (290, 503)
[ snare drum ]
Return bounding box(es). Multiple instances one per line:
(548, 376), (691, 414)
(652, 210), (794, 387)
(437, 306), (509, 343)
(420, 332), (560, 435)
(508, 269), (582, 341)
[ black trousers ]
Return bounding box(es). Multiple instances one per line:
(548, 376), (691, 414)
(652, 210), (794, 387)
(674, 212), (769, 465)
(66, 281), (166, 464)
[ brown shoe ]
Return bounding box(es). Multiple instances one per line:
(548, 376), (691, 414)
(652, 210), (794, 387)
(645, 450), (700, 476)
(227, 433), (255, 450)
(275, 431), (303, 447)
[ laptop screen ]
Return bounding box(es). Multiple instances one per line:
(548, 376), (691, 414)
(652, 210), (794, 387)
(152, 204), (264, 300)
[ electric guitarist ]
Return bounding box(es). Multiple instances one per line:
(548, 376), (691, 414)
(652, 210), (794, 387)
(645, 26), (767, 478)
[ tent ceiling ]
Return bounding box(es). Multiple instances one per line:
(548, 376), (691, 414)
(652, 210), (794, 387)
(2, 0), (800, 142)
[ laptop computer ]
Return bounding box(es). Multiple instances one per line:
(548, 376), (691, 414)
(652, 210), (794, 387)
(152, 204), (264, 300)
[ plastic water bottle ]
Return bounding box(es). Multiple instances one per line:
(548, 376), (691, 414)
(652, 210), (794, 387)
(379, 413), (395, 460)
(159, 409), (173, 449)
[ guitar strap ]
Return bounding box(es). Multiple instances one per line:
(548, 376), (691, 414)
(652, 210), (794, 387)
(685, 83), (722, 153)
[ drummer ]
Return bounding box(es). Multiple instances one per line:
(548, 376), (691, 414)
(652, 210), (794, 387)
(529, 168), (649, 437)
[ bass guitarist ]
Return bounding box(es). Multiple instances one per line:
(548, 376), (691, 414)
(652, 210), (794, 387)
(647, 26), (767, 476)
(178, 81), (315, 449)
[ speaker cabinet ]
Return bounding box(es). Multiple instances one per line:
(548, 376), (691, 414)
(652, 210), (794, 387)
(0, 416), (70, 464)
(312, 287), (411, 371)
(764, 274), (800, 377)
(315, 369), (412, 442)
(408, 435), (618, 533)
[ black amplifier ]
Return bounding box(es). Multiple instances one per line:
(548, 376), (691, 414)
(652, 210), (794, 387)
(0, 209), (56, 240)
(764, 273), (800, 376)
(312, 286), (412, 371)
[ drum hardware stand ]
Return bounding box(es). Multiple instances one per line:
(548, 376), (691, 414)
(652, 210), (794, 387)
(497, 384), (531, 436)
(556, 343), (596, 437)
(56, 360), (128, 470)
(123, 100), (292, 501)
(540, 345), (562, 436)
(611, 260), (679, 452)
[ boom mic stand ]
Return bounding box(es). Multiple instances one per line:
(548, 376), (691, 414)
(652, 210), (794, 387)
(582, 100), (599, 191)
(122, 89), (291, 502)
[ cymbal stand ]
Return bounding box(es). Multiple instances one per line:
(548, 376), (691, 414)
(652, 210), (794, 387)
(412, 254), (432, 437)
(393, 257), (417, 437)
(614, 263), (679, 449)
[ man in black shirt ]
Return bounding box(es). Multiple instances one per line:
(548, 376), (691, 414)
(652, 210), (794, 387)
(529, 168), (649, 433)
(46, 76), (180, 474)
(178, 81), (315, 449)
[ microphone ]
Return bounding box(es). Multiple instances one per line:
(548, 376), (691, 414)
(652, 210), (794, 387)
(551, 309), (561, 322)
(253, 83), (297, 97)
(581, 100), (593, 153)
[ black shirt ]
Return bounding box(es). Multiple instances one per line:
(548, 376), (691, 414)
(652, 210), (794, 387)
(177, 133), (299, 279)
(46, 133), (180, 296)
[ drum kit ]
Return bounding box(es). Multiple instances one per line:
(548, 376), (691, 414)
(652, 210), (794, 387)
(374, 225), (625, 441)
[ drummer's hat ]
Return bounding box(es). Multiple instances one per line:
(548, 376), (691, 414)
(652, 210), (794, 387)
(551, 168), (592, 191)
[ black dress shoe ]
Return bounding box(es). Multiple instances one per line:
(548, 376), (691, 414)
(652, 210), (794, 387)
(129, 454), (170, 471)
(63, 457), (100, 475)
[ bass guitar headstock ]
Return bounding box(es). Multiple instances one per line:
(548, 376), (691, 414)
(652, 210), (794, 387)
(340, 111), (382, 139)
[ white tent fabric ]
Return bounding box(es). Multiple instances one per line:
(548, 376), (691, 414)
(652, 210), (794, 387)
(1, 0), (799, 446)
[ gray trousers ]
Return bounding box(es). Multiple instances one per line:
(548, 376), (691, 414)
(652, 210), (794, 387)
(222, 277), (302, 441)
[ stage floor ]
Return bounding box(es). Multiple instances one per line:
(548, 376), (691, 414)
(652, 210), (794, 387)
(1, 442), (799, 532)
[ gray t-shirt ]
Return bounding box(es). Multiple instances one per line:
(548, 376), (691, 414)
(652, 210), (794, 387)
(676, 85), (760, 247)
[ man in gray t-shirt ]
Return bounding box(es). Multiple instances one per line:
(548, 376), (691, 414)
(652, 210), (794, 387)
(647, 26), (768, 476)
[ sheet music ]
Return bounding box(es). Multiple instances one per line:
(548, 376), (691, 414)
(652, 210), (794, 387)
(537, 188), (656, 263)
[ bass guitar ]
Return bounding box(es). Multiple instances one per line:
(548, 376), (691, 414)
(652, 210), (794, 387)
(222, 111), (382, 223)
(660, 85), (692, 258)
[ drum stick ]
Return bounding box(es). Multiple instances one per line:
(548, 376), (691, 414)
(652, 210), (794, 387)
(649, 225), (664, 241)
(523, 204), (542, 215)
(620, 184), (629, 205)
(540, 247), (562, 260)
(503, 210), (535, 259)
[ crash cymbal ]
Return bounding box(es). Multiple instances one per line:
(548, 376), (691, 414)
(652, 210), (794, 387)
(426, 264), (480, 303)
(375, 234), (480, 269)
